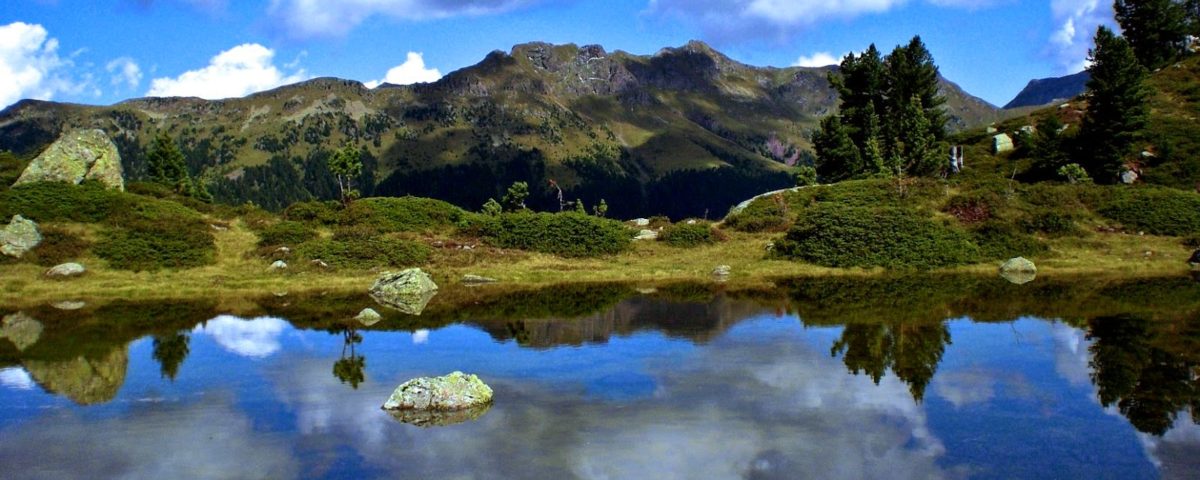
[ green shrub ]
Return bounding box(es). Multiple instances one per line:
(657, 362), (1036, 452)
(1183, 234), (1200, 248)
(340, 196), (470, 232)
(943, 192), (1000, 224)
(283, 200), (342, 225)
(971, 221), (1048, 260)
(477, 212), (630, 257)
(255, 221), (317, 247)
(724, 198), (788, 232)
(659, 222), (719, 247)
(1020, 209), (1080, 236)
(0, 181), (122, 223)
(1098, 187), (1200, 235)
(25, 227), (91, 267)
(94, 221), (215, 271)
(298, 234), (430, 269)
(773, 205), (980, 269)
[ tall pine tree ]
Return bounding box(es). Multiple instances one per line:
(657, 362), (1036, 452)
(1115, 0), (1189, 69)
(1079, 26), (1149, 181)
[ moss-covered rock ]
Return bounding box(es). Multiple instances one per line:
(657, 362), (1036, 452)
(369, 268), (439, 315)
(1, 214), (41, 257)
(382, 371), (493, 413)
(14, 129), (124, 190)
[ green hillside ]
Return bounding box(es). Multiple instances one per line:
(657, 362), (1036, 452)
(0, 41), (1005, 219)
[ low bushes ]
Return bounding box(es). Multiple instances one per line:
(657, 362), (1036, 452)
(93, 220), (215, 271)
(476, 212), (630, 257)
(773, 205), (979, 269)
(724, 198), (788, 233)
(255, 221), (317, 247)
(340, 196), (469, 233)
(297, 234), (430, 269)
(971, 221), (1047, 260)
(282, 200), (342, 226)
(1098, 187), (1200, 235)
(25, 227), (90, 267)
(659, 222), (721, 247)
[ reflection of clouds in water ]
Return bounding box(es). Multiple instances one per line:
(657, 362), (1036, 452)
(934, 369), (996, 408)
(1050, 322), (1093, 387)
(1138, 412), (1200, 477)
(412, 329), (429, 345)
(0, 396), (298, 479)
(195, 315), (288, 358)
(264, 324), (953, 479)
(0, 367), (34, 390)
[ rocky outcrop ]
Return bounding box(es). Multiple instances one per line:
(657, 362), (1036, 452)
(369, 268), (439, 315)
(14, 129), (124, 190)
(999, 257), (1037, 284)
(45, 262), (85, 278)
(24, 348), (128, 405)
(382, 371), (493, 412)
(1, 215), (41, 257)
(1, 312), (43, 351)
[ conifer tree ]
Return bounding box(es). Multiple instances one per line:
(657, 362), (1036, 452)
(1114, 0), (1189, 69)
(885, 37), (947, 144)
(813, 115), (861, 181)
(1080, 26), (1149, 181)
(146, 132), (190, 191)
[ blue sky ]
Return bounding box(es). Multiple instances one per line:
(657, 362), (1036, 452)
(1, 0), (1116, 109)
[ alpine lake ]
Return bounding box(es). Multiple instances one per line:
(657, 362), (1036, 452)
(2, 273), (1199, 479)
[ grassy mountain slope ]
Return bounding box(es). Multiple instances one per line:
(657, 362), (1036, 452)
(0, 41), (1005, 218)
(1003, 71), (1090, 109)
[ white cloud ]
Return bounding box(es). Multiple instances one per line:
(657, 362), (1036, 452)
(412, 329), (430, 344)
(195, 315), (289, 358)
(146, 43), (307, 99)
(792, 51), (843, 67)
(0, 367), (34, 390)
(1048, 0), (1113, 72)
(267, 0), (541, 39)
(364, 52), (442, 88)
(0, 22), (87, 110)
(105, 57), (142, 90)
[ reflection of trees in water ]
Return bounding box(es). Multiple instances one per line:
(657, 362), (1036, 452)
(1087, 315), (1200, 436)
(331, 327), (365, 389)
(831, 323), (951, 401)
(151, 332), (190, 381)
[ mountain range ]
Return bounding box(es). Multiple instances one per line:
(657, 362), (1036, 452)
(0, 41), (1052, 218)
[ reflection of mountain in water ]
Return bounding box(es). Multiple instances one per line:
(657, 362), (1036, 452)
(470, 294), (773, 348)
(23, 347), (128, 405)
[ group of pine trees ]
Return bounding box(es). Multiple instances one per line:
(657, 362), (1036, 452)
(812, 36), (947, 182)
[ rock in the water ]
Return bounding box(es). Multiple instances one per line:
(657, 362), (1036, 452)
(992, 133), (1013, 154)
(15, 129), (124, 190)
(386, 403), (492, 427)
(632, 218), (650, 227)
(999, 257), (1037, 284)
(461, 274), (497, 285)
(1, 312), (43, 351)
(369, 268), (439, 315)
(633, 229), (658, 241)
(355, 308), (382, 326)
(45, 262), (85, 278)
(1, 215), (41, 257)
(1188, 249), (1200, 268)
(268, 260), (288, 271)
(713, 265), (732, 276)
(382, 371), (494, 412)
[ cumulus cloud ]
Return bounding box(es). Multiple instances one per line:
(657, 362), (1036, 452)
(105, 57), (142, 90)
(146, 43), (306, 99)
(267, 0), (542, 39)
(364, 52), (442, 88)
(792, 51), (843, 67)
(195, 315), (289, 358)
(0, 22), (88, 109)
(1048, 0), (1114, 72)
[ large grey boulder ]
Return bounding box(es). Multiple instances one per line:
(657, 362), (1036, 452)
(383, 371), (493, 413)
(45, 262), (86, 278)
(992, 133), (1014, 154)
(999, 257), (1037, 284)
(1, 312), (43, 351)
(1, 215), (41, 257)
(15, 129), (124, 190)
(369, 268), (439, 315)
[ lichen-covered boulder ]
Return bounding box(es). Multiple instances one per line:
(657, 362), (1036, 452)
(45, 262), (86, 278)
(633, 229), (657, 241)
(999, 257), (1037, 284)
(1, 215), (41, 257)
(354, 308), (382, 326)
(369, 268), (438, 315)
(1, 312), (43, 351)
(992, 133), (1013, 154)
(383, 371), (493, 413)
(15, 129), (125, 190)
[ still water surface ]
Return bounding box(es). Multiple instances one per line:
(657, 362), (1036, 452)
(1, 277), (1198, 479)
